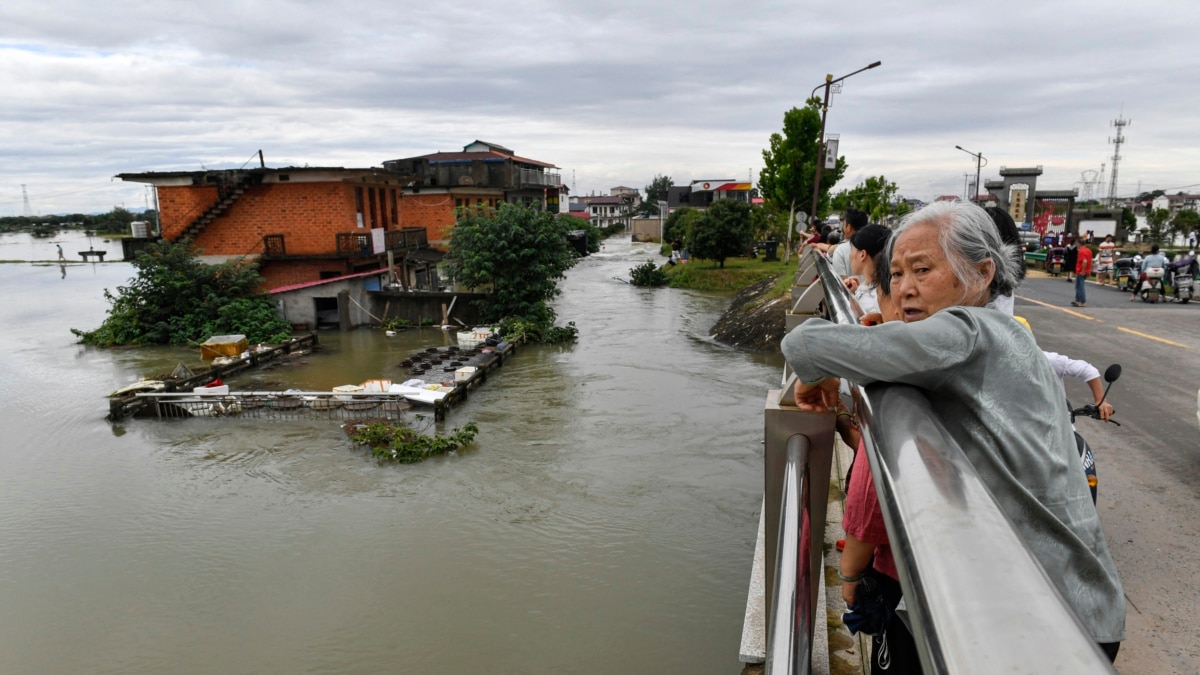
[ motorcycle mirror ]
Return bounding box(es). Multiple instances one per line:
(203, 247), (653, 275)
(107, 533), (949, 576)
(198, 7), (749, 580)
(1104, 364), (1122, 383)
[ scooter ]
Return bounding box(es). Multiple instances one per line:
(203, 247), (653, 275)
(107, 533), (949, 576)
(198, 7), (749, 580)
(1113, 258), (1138, 291)
(1136, 267), (1166, 303)
(1045, 247), (1066, 276)
(1166, 252), (1198, 303)
(1069, 364), (1121, 504)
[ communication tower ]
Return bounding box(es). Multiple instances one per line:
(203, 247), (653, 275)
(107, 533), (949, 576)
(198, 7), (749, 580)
(22, 184), (32, 217)
(1106, 115), (1130, 206)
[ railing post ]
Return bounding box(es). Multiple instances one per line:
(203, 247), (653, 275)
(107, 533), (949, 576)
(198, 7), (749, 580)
(763, 389), (835, 672)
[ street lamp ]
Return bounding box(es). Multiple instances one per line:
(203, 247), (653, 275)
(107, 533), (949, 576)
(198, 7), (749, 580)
(955, 145), (987, 204)
(809, 61), (882, 231)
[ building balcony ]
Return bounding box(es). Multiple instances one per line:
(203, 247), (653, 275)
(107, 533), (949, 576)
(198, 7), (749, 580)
(261, 227), (430, 260)
(518, 168), (561, 187)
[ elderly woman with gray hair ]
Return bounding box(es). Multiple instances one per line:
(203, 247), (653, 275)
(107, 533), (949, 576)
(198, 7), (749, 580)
(782, 201), (1125, 661)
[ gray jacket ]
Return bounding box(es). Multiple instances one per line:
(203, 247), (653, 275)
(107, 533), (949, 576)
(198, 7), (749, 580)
(782, 306), (1125, 642)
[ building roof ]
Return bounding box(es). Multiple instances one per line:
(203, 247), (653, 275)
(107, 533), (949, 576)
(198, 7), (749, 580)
(465, 140), (514, 154)
(563, 211), (590, 220)
(411, 149), (557, 169)
(585, 195), (626, 205)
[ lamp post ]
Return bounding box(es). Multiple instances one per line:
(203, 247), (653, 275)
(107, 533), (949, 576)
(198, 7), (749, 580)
(955, 145), (987, 204)
(658, 200), (668, 249)
(809, 61), (881, 231)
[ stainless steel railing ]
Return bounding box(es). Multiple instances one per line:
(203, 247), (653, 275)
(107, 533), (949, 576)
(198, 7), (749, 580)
(773, 248), (1115, 673)
(766, 434), (809, 674)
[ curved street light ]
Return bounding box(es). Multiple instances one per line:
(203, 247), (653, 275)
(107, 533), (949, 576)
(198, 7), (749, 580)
(809, 61), (882, 231)
(955, 145), (988, 203)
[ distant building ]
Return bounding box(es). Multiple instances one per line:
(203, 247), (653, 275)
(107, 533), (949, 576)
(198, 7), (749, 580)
(666, 180), (751, 210)
(1151, 193), (1200, 215)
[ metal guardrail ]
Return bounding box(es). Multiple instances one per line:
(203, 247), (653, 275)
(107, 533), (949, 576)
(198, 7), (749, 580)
(766, 434), (811, 674)
(775, 248), (1114, 673)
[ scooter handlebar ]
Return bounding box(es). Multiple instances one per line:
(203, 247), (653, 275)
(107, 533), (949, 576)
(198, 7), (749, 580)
(1070, 403), (1120, 426)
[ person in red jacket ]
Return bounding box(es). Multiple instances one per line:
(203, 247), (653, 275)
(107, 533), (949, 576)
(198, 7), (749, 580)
(1072, 244), (1094, 307)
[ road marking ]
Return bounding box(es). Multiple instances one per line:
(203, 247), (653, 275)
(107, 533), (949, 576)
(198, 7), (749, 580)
(1016, 295), (1098, 321)
(1116, 326), (1190, 348)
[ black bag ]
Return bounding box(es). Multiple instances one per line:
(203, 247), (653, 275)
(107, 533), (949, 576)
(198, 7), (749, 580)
(842, 571), (893, 636)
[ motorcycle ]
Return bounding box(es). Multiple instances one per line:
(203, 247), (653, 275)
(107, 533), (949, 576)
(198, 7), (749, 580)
(1045, 246), (1066, 276)
(1113, 257), (1138, 291)
(1069, 364), (1121, 504)
(1166, 252), (1198, 303)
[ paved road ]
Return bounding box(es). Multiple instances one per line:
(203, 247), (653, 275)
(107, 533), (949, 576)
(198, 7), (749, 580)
(1014, 275), (1200, 673)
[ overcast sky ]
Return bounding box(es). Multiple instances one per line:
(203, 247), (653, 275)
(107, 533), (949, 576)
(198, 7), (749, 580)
(2, 0), (1197, 216)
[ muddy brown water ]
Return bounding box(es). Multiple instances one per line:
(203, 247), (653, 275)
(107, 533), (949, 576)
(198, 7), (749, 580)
(0, 231), (782, 674)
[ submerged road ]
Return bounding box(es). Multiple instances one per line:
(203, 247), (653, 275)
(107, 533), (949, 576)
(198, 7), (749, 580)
(1013, 275), (1200, 673)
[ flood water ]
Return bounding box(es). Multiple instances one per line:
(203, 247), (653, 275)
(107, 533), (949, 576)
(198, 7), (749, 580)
(0, 230), (782, 674)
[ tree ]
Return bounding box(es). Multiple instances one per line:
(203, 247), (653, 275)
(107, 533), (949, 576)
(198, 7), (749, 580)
(759, 100), (848, 229)
(830, 175), (899, 223)
(750, 203), (788, 243)
(663, 206), (702, 246)
(71, 239), (291, 346)
(639, 174), (673, 216)
(445, 203), (579, 324)
(686, 198), (753, 268)
(1146, 208), (1171, 244)
(1171, 209), (1199, 245)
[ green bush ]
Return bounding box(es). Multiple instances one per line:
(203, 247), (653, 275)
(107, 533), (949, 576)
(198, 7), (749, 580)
(350, 419), (479, 464)
(629, 260), (669, 287)
(71, 239), (291, 346)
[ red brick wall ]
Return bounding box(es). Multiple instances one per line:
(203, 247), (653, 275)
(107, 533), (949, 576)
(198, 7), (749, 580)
(259, 259), (351, 290)
(398, 191), (501, 244)
(157, 185), (220, 240)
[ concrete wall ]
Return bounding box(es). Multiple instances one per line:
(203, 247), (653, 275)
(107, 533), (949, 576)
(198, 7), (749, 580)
(274, 277), (488, 330)
(370, 290), (488, 328)
(631, 216), (665, 242)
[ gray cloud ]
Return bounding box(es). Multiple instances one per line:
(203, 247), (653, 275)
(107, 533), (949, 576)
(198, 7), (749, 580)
(1, 0), (1196, 215)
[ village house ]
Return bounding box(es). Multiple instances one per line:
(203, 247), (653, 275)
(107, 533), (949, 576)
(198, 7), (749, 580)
(383, 140), (564, 244)
(117, 141), (564, 291)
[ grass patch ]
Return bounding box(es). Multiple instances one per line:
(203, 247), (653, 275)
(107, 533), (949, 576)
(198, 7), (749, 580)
(665, 256), (794, 296)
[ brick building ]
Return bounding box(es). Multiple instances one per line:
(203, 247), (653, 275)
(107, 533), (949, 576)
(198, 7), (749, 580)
(117, 165), (428, 289)
(118, 141), (564, 290)
(384, 140), (563, 244)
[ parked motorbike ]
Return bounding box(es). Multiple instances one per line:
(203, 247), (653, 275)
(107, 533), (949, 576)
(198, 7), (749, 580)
(1045, 246), (1066, 276)
(1113, 257), (1138, 291)
(1166, 252), (1198, 303)
(1069, 364), (1121, 504)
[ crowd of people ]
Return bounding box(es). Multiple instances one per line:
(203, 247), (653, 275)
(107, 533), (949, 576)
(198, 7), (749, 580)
(788, 201), (1125, 672)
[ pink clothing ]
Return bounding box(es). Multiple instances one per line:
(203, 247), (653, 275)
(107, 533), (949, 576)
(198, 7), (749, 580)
(842, 440), (898, 580)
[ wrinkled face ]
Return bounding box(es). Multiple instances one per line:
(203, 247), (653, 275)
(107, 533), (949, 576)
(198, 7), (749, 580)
(889, 221), (991, 322)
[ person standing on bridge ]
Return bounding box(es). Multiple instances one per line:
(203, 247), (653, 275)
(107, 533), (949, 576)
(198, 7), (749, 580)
(782, 201), (1125, 662)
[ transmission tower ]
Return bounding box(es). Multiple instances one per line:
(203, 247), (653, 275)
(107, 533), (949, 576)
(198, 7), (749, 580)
(1106, 115), (1130, 206)
(1079, 170), (1099, 201)
(21, 184), (33, 217)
